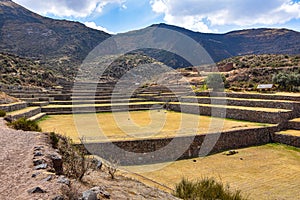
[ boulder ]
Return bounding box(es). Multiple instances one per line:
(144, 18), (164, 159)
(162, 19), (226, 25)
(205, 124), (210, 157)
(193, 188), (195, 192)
(82, 190), (97, 200)
(27, 187), (46, 194)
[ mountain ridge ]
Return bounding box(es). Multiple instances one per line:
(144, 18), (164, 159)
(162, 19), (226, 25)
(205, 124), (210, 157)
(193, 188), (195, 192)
(0, 0), (300, 84)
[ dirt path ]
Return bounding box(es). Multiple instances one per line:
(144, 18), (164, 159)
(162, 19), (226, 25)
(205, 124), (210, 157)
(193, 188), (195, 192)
(0, 118), (62, 200)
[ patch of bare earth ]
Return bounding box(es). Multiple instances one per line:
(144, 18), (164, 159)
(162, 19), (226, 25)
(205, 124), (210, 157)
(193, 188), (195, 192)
(0, 118), (178, 200)
(0, 92), (19, 104)
(0, 118), (63, 199)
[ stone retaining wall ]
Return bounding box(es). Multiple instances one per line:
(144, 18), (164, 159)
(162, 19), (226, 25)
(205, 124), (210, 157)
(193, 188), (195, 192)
(84, 126), (277, 165)
(271, 133), (300, 148)
(7, 107), (41, 121)
(169, 103), (293, 124)
(0, 102), (27, 112)
(42, 103), (163, 114)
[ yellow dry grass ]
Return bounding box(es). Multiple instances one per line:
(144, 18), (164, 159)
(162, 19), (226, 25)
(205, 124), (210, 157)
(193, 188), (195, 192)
(38, 110), (269, 143)
(124, 144), (300, 200)
(277, 130), (300, 137)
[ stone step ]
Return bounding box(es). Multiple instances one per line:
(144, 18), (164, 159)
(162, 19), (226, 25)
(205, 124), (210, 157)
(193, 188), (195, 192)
(195, 92), (300, 101)
(6, 106), (41, 121)
(288, 118), (300, 130)
(9, 93), (50, 98)
(19, 98), (40, 103)
(180, 96), (299, 110)
(41, 102), (164, 114)
(28, 113), (46, 121)
(29, 101), (50, 107)
(272, 130), (300, 148)
(49, 98), (146, 105)
(0, 102), (27, 112)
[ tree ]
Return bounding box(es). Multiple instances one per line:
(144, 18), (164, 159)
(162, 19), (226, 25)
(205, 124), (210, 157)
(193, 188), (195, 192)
(205, 73), (227, 91)
(272, 72), (300, 92)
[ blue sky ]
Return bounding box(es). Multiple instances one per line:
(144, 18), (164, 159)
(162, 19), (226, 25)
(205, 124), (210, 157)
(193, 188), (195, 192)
(13, 0), (300, 34)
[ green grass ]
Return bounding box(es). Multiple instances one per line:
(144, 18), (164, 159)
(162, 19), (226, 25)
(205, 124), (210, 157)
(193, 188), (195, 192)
(0, 110), (6, 117)
(9, 117), (42, 132)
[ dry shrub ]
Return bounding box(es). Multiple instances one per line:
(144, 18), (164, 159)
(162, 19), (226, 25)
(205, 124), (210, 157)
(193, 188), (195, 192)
(56, 134), (92, 181)
(173, 177), (248, 200)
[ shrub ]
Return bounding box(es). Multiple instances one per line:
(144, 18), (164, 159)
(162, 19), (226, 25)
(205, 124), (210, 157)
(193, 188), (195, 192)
(9, 117), (41, 132)
(205, 73), (227, 91)
(50, 132), (60, 149)
(173, 177), (248, 200)
(106, 157), (119, 179)
(0, 110), (6, 117)
(57, 135), (91, 181)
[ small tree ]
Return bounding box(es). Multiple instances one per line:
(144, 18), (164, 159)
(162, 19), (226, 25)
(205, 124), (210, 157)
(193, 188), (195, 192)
(205, 73), (227, 91)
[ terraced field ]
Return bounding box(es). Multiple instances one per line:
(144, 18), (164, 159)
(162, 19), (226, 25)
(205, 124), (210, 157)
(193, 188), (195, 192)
(38, 110), (270, 143)
(125, 144), (300, 200)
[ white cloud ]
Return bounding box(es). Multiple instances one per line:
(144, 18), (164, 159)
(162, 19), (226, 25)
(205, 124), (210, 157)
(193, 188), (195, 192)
(84, 21), (114, 34)
(13, 0), (125, 18)
(150, 0), (300, 32)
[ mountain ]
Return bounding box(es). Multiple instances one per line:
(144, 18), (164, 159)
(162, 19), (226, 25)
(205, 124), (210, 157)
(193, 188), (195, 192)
(151, 23), (300, 62)
(0, 0), (300, 86)
(0, 0), (110, 79)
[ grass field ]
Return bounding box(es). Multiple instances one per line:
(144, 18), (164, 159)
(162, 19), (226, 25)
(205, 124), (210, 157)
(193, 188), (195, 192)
(124, 144), (300, 200)
(38, 110), (270, 143)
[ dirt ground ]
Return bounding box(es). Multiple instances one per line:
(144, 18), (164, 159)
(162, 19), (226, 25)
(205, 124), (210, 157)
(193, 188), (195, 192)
(125, 144), (300, 200)
(38, 110), (269, 143)
(0, 118), (178, 200)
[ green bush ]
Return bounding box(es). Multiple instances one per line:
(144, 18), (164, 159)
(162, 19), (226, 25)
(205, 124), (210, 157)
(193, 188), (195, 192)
(173, 177), (248, 200)
(0, 110), (6, 117)
(9, 117), (42, 132)
(50, 132), (60, 148)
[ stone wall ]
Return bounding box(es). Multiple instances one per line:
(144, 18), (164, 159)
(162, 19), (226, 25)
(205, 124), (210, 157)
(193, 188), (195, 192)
(271, 133), (300, 148)
(168, 103), (293, 124)
(84, 126), (278, 165)
(0, 102), (27, 112)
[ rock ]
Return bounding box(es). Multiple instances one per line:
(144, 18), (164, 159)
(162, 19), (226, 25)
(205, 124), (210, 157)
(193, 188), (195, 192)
(27, 187), (46, 194)
(31, 172), (41, 178)
(49, 154), (63, 175)
(33, 159), (45, 166)
(90, 187), (110, 199)
(52, 195), (64, 200)
(35, 163), (48, 170)
(57, 176), (70, 186)
(225, 150), (239, 156)
(43, 175), (52, 181)
(34, 146), (43, 151)
(92, 158), (103, 170)
(34, 151), (43, 157)
(82, 190), (97, 200)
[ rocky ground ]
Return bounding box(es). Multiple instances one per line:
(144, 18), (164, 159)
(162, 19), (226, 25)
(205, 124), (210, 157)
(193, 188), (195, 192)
(0, 118), (178, 200)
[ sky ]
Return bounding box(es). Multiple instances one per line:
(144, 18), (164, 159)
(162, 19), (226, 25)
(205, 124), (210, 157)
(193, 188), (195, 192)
(13, 0), (300, 34)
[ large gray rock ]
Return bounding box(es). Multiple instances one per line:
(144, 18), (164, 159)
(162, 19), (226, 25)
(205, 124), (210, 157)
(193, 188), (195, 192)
(82, 190), (97, 200)
(50, 153), (63, 175)
(57, 176), (70, 186)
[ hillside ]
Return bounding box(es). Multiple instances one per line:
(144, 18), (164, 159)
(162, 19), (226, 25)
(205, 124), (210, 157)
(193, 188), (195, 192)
(0, 0), (110, 79)
(0, 52), (58, 87)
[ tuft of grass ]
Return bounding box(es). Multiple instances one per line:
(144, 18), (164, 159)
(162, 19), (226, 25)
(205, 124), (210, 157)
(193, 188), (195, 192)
(0, 110), (6, 117)
(173, 177), (248, 200)
(9, 117), (42, 132)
